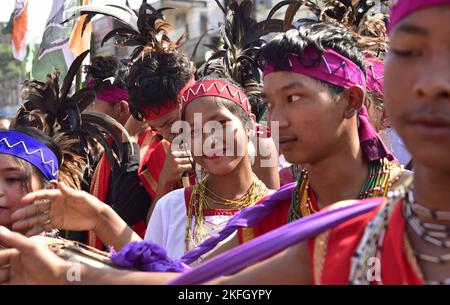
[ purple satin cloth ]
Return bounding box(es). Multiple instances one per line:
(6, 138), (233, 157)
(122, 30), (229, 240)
(169, 197), (384, 285)
(110, 240), (190, 273)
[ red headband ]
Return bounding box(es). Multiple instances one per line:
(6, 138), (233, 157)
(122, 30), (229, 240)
(263, 48), (366, 90)
(140, 77), (196, 121)
(180, 80), (251, 115)
(389, 0), (450, 32)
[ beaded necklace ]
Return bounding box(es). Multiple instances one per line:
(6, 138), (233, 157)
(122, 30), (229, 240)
(288, 158), (402, 222)
(349, 181), (450, 285)
(185, 174), (268, 252)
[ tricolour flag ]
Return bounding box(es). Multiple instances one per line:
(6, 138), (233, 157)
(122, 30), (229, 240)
(31, 0), (92, 82)
(11, 0), (29, 61)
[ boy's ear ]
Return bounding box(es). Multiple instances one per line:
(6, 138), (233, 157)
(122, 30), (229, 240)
(119, 100), (130, 115)
(343, 85), (365, 119)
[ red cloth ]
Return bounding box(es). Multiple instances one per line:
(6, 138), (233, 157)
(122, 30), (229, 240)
(315, 199), (424, 285)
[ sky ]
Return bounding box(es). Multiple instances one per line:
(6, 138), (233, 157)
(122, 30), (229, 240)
(0, 0), (155, 40)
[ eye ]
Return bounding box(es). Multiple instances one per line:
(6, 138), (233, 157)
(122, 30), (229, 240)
(6, 177), (25, 184)
(391, 48), (422, 58)
(287, 95), (302, 103)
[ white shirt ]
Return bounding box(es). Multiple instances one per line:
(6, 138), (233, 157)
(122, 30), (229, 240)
(145, 189), (240, 261)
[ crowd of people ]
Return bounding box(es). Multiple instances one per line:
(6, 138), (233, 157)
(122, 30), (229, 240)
(0, 0), (449, 285)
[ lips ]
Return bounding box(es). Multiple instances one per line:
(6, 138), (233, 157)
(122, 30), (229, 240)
(278, 136), (298, 150)
(408, 113), (450, 137)
(203, 148), (228, 160)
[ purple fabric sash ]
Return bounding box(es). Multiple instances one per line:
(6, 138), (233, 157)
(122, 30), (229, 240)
(179, 182), (296, 265)
(170, 197), (384, 285)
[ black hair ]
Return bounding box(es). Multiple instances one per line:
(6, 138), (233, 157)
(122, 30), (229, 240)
(84, 55), (129, 89)
(127, 52), (195, 121)
(260, 20), (366, 96)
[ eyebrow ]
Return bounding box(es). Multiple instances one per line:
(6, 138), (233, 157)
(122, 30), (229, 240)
(0, 167), (23, 172)
(262, 81), (306, 99)
(280, 81), (306, 91)
(394, 24), (428, 36)
(188, 113), (224, 129)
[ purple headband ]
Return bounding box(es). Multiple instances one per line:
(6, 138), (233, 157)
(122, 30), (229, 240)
(0, 131), (59, 181)
(263, 48), (366, 90)
(264, 48), (392, 162)
(389, 0), (450, 32)
(87, 79), (128, 105)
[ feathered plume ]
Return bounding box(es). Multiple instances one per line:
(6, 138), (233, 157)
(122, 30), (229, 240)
(64, 0), (185, 62)
(268, 0), (390, 55)
(16, 50), (132, 182)
(197, 0), (284, 121)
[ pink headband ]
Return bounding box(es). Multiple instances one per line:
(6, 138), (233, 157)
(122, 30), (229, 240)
(141, 77), (196, 121)
(96, 86), (129, 105)
(364, 53), (384, 99)
(389, 0), (450, 32)
(87, 78), (128, 105)
(180, 80), (252, 115)
(263, 48), (393, 162)
(263, 48), (366, 90)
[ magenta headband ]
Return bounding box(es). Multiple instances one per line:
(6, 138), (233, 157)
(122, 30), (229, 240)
(96, 86), (129, 105)
(389, 0), (450, 33)
(264, 48), (393, 162)
(263, 47), (366, 90)
(87, 79), (129, 105)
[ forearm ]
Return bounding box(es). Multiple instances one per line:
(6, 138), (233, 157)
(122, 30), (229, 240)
(68, 264), (179, 285)
(95, 205), (142, 251)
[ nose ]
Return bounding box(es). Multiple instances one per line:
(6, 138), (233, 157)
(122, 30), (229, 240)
(413, 52), (450, 102)
(268, 105), (289, 129)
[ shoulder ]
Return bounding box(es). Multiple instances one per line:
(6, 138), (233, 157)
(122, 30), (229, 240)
(153, 188), (186, 214)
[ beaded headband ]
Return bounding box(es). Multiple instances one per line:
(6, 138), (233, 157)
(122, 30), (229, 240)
(0, 131), (59, 180)
(180, 80), (252, 115)
(389, 0), (450, 32)
(140, 77), (196, 121)
(263, 47), (366, 90)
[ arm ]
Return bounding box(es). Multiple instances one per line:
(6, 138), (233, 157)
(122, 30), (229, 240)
(0, 226), (177, 285)
(13, 183), (142, 251)
(211, 241), (313, 285)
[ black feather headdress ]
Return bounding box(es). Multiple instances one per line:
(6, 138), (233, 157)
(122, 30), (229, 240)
(197, 0), (284, 121)
(14, 50), (132, 188)
(268, 0), (390, 56)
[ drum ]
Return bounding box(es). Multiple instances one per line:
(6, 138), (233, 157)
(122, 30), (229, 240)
(31, 235), (119, 270)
